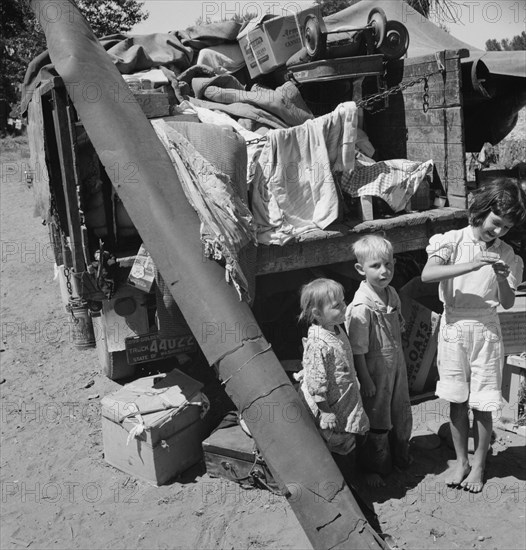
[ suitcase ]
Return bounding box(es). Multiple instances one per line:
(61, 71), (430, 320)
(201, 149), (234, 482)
(202, 424), (283, 493)
(101, 368), (208, 485)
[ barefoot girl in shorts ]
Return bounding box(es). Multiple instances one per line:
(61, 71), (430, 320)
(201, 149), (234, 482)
(421, 178), (526, 492)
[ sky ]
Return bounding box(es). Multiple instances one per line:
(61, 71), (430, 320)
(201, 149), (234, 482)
(131, 1), (526, 49)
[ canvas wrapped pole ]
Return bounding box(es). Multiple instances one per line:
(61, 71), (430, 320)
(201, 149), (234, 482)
(29, 1), (386, 547)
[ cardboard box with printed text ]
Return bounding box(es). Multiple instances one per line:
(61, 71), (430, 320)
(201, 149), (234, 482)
(237, 7), (325, 78)
(399, 279), (442, 394)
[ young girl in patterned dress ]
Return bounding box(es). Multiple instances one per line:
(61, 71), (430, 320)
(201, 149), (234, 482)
(297, 278), (369, 462)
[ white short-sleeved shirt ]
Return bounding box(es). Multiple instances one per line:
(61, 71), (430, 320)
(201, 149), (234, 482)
(426, 225), (523, 309)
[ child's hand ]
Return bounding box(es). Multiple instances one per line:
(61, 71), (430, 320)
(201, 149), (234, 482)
(361, 378), (376, 398)
(492, 260), (510, 280)
(473, 251), (500, 270)
(319, 412), (338, 430)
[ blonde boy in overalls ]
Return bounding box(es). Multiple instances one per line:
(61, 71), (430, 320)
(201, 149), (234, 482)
(345, 235), (413, 487)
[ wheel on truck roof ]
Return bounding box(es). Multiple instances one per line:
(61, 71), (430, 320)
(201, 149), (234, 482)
(377, 20), (410, 60)
(303, 14), (327, 60)
(367, 7), (387, 49)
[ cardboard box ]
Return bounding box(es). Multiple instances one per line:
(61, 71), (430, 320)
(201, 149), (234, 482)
(497, 293), (526, 355)
(237, 7), (325, 78)
(127, 244), (155, 293)
(101, 369), (207, 485)
(501, 354), (526, 422)
(399, 279), (442, 394)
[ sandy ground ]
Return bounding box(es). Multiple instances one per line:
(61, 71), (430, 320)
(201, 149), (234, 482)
(1, 137), (525, 550)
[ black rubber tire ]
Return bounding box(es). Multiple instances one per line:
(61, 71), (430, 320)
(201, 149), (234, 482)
(377, 20), (410, 60)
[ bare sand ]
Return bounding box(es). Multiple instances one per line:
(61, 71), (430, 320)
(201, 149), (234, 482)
(1, 137), (525, 549)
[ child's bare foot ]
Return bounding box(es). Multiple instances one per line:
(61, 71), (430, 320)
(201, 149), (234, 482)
(365, 473), (385, 488)
(445, 460), (471, 487)
(460, 464), (484, 492)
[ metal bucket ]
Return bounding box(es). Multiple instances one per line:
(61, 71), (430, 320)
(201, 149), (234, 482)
(67, 300), (96, 349)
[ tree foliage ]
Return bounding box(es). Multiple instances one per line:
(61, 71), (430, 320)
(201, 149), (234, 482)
(0, 0), (148, 114)
(76, 0), (148, 37)
(313, 0), (353, 17)
(486, 31), (526, 51)
(313, 0), (457, 19)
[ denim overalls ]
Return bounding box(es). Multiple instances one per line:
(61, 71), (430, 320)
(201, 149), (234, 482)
(348, 283), (413, 471)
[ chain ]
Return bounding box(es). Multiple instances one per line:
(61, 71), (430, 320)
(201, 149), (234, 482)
(63, 266), (74, 297)
(63, 265), (82, 324)
(245, 136), (268, 145)
(422, 77), (430, 113)
(356, 69), (442, 114)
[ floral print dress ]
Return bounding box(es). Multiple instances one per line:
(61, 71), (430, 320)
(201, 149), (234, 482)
(299, 325), (369, 454)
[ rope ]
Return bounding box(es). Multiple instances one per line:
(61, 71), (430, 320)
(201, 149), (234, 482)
(220, 343), (273, 387)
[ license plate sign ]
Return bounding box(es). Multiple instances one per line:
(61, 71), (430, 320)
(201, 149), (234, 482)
(125, 332), (197, 365)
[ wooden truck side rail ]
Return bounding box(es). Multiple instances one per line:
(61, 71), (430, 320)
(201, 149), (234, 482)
(365, 49), (469, 209)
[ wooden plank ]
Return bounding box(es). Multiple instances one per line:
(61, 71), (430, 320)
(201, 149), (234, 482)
(383, 52), (463, 89)
(400, 92), (460, 110)
(366, 80), (460, 110)
(367, 106), (463, 128)
(26, 93), (51, 219)
(367, 117), (463, 145)
(396, 49), (468, 67)
(51, 88), (86, 272)
(434, 160), (466, 184)
(399, 60), (461, 78)
(447, 180), (468, 196)
(374, 122), (463, 148)
(448, 194), (468, 209)
(401, 69), (460, 88)
(41, 94), (69, 234)
(369, 125), (463, 144)
(402, 81), (461, 104)
(406, 142), (464, 163)
(255, 209), (467, 275)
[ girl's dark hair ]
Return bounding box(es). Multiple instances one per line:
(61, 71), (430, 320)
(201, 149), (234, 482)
(469, 178), (526, 228)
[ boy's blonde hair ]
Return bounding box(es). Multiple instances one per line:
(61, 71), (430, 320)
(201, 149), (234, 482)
(352, 234), (393, 264)
(299, 278), (344, 325)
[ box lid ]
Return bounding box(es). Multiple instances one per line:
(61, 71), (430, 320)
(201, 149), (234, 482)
(236, 14), (275, 40)
(101, 368), (204, 443)
(202, 424), (257, 461)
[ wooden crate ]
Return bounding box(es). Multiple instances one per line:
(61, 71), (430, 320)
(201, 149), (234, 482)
(365, 49), (469, 210)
